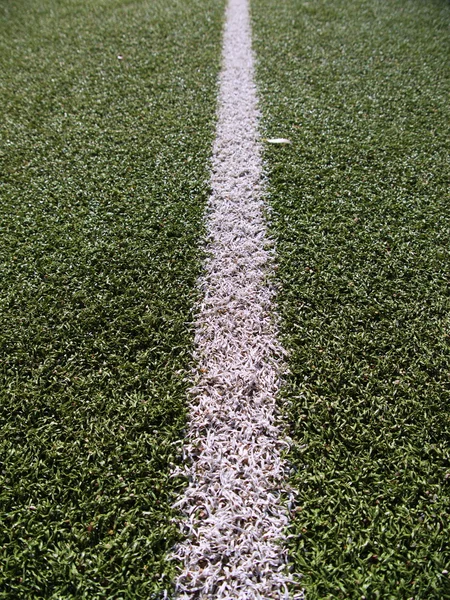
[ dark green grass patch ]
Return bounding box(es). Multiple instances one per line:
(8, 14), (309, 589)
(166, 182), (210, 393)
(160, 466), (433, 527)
(252, 0), (450, 597)
(0, 0), (224, 596)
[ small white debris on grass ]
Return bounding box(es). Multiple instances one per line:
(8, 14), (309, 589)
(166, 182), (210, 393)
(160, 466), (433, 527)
(265, 138), (292, 144)
(172, 0), (303, 598)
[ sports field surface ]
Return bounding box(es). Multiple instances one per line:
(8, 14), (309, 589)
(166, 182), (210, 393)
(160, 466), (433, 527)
(0, 0), (225, 596)
(1, 0), (449, 598)
(252, 0), (450, 597)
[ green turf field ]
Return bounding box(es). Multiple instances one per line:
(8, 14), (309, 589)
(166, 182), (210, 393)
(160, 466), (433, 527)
(2, 0), (450, 597)
(252, 0), (450, 597)
(0, 0), (225, 596)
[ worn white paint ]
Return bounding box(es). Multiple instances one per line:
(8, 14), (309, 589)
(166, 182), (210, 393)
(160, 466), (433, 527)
(172, 0), (303, 597)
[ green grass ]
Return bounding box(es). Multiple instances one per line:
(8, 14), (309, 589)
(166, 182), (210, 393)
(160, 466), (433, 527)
(252, 0), (450, 597)
(0, 0), (224, 596)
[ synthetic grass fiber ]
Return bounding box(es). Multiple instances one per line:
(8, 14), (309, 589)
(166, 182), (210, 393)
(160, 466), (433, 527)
(252, 0), (450, 597)
(0, 0), (225, 596)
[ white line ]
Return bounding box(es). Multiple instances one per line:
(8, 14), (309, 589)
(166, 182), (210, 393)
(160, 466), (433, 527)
(172, 0), (303, 597)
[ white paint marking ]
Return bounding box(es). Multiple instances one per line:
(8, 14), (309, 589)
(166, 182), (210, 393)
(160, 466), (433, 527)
(172, 0), (303, 597)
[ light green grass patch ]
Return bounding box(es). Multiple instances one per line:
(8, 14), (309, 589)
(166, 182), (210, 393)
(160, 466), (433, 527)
(0, 0), (225, 596)
(252, 0), (450, 597)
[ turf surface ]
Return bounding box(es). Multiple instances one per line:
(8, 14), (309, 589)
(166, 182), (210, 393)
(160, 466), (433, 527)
(0, 0), (224, 596)
(252, 0), (450, 597)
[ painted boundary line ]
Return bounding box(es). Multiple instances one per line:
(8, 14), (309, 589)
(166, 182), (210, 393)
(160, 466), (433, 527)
(172, 0), (303, 597)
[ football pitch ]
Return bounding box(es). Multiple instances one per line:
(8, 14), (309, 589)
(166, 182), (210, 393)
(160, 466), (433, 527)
(1, 0), (449, 598)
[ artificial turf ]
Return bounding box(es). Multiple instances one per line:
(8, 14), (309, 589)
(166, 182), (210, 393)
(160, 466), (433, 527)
(0, 0), (225, 596)
(252, 0), (450, 597)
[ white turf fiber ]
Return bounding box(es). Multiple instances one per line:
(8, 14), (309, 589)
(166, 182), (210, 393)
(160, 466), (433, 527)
(173, 0), (303, 597)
